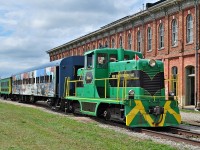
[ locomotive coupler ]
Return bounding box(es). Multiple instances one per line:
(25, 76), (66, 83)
(149, 106), (164, 116)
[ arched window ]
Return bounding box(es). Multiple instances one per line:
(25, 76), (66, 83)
(159, 23), (164, 49)
(105, 40), (108, 47)
(137, 31), (141, 52)
(93, 45), (95, 50)
(172, 19), (178, 46)
(147, 27), (152, 51)
(111, 38), (115, 48)
(127, 33), (132, 49)
(186, 14), (193, 43)
(119, 36), (123, 48)
(99, 43), (102, 48)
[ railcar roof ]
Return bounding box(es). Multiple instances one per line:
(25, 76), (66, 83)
(12, 58), (62, 76)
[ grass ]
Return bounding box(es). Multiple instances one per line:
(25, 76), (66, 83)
(180, 108), (200, 114)
(0, 102), (177, 150)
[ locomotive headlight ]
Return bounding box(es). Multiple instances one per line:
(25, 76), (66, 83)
(169, 91), (175, 96)
(149, 59), (156, 67)
(169, 91), (175, 100)
(128, 89), (135, 99)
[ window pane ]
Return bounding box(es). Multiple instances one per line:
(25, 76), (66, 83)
(128, 34), (132, 49)
(187, 15), (193, 43)
(112, 38), (115, 48)
(147, 27), (152, 51)
(172, 20), (178, 46)
(97, 53), (108, 68)
(137, 31), (141, 52)
(119, 36), (123, 47)
(159, 23), (164, 49)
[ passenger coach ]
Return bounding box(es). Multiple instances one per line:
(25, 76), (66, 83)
(11, 56), (84, 107)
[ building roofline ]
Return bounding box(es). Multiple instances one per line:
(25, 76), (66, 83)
(46, 0), (188, 54)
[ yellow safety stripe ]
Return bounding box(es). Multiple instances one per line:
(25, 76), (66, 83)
(126, 100), (154, 127)
(164, 101), (181, 124)
(126, 100), (181, 127)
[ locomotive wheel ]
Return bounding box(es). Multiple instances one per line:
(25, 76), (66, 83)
(68, 104), (74, 113)
(64, 101), (74, 113)
(30, 96), (36, 103)
(103, 109), (111, 120)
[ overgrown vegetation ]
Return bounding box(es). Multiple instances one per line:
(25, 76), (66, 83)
(0, 102), (176, 150)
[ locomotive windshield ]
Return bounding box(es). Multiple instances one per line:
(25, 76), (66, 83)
(85, 52), (94, 69)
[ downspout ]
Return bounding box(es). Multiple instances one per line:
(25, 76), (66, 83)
(195, 0), (200, 110)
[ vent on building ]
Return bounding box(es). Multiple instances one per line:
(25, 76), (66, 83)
(146, 0), (166, 9)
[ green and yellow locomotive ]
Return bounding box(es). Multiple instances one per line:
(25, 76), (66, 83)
(64, 48), (181, 127)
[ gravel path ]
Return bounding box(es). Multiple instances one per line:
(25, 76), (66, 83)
(0, 99), (200, 150)
(181, 111), (200, 125)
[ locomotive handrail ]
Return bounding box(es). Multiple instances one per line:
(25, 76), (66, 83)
(65, 76), (167, 101)
(65, 78), (84, 97)
(164, 75), (179, 101)
(95, 77), (118, 99)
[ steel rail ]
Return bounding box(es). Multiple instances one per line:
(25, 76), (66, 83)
(139, 128), (200, 147)
(169, 127), (200, 138)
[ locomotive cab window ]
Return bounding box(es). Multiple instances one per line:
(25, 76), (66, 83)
(97, 53), (108, 68)
(124, 55), (130, 60)
(85, 53), (94, 69)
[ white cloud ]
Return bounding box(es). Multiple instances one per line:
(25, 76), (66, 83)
(0, 0), (158, 77)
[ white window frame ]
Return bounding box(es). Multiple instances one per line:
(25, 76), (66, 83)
(137, 31), (141, 52)
(187, 14), (193, 43)
(172, 19), (178, 46)
(128, 33), (132, 49)
(147, 27), (152, 51)
(111, 38), (115, 48)
(159, 23), (164, 49)
(119, 36), (123, 48)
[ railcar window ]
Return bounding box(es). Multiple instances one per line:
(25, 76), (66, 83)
(36, 77), (39, 83)
(30, 78), (33, 84)
(50, 75), (53, 82)
(97, 53), (108, 68)
(40, 76), (44, 83)
(45, 75), (49, 83)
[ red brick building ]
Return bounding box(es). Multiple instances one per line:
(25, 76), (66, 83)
(47, 0), (200, 109)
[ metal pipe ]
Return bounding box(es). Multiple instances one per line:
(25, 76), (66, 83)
(194, 0), (199, 109)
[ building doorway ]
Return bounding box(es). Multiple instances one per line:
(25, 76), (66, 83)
(185, 66), (195, 105)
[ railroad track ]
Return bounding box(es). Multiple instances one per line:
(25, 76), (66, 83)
(134, 127), (200, 147)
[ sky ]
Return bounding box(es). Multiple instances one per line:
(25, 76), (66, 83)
(0, 0), (158, 78)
